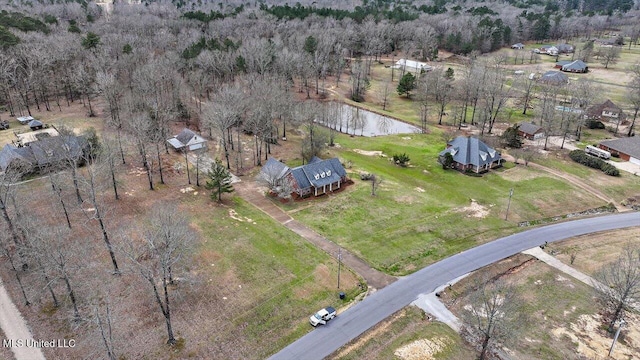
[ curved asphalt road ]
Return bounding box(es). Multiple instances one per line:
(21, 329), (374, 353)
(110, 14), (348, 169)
(269, 212), (639, 360)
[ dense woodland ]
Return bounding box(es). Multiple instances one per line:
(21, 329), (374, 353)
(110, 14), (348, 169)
(0, 0), (640, 358)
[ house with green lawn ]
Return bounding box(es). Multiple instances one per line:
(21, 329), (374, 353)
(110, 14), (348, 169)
(439, 136), (503, 173)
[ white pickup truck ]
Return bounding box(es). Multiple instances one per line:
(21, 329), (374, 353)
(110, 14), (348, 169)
(309, 306), (337, 327)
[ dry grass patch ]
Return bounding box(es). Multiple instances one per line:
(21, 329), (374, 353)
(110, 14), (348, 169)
(550, 228), (640, 276)
(328, 307), (474, 360)
(442, 253), (640, 360)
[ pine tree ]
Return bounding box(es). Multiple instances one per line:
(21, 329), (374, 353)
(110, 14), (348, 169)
(397, 73), (416, 98)
(205, 158), (234, 202)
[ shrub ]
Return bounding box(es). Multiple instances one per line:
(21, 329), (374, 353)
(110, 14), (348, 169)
(569, 150), (619, 176)
(585, 119), (605, 129)
(392, 153), (410, 166)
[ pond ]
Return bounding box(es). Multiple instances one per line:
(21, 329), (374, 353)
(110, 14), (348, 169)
(317, 103), (421, 137)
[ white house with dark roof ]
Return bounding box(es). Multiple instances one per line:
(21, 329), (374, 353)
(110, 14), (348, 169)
(598, 137), (640, 165)
(167, 128), (207, 151)
(260, 157), (348, 198)
(439, 136), (503, 173)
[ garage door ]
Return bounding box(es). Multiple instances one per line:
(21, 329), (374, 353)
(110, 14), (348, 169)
(630, 156), (640, 166)
(189, 143), (204, 151)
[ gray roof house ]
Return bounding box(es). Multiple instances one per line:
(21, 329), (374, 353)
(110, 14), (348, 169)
(560, 60), (588, 73)
(0, 135), (87, 173)
(511, 43), (525, 50)
(518, 122), (545, 140)
(598, 137), (640, 165)
(539, 71), (569, 85)
(556, 43), (574, 53)
(28, 119), (44, 130)
(439, 136), (503, 173)
(261, 157), (348, 198)
(167, 128), (207, 151)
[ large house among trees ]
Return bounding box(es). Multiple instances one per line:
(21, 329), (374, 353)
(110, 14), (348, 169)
(538, 71), (569, 85)
(261, 157), (348, 198)
(439, 136), (503, 173)
(0, 135), (88, 174)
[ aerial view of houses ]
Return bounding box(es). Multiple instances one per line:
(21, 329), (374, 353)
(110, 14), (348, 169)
(0, 1), (639, 360)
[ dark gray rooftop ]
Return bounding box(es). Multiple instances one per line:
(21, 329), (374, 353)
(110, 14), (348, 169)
(439, 136), (501, 168)
(175, 128), (197, 145)
(519, 122), (543, 135)
(600, 137), (640, 159)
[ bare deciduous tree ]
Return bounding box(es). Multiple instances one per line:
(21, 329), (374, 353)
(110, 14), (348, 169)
(462, 279), (524, 360)
(123, 205), (194, 345)
(593, 246), (640, 332)
(370, 174), (383, 196)
(626, 69), (640, 137)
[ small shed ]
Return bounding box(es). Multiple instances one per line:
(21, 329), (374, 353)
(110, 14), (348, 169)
(518, 122), (545, 140)
(511, 43), (525, 50)
(28, 119), (44, 130)
(167, 128), (207, 152)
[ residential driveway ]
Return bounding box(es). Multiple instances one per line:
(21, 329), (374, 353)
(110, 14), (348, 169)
(607, 160), (640, 176)
(269, 212), (639, 360)
(233, 180), (396, 290)
(0, 280), (46, 360)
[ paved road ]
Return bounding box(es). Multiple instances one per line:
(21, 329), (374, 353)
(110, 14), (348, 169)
(269, 212), (639, 360)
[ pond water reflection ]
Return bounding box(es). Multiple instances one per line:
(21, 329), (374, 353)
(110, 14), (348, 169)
(318, 103), (421, 137)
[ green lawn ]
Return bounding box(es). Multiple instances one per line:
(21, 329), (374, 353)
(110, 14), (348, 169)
(192, 196), (362, 358)
(289, 133), (605, 275)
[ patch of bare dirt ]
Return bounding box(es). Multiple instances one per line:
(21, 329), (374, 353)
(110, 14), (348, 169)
(394, 337), (451, 360)
(353, 149), (386, 157)
(454, 199), (492, 218)
(552, 313), (639, 360)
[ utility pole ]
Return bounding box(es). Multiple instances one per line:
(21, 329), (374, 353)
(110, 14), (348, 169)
(505, 188), (514, 220)
(608, 318), (626, 357)
(337, 248), (342, 289)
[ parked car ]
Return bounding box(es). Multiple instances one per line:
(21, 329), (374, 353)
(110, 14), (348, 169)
(0, 120), (9, 130)
(309, 306), (336, 327)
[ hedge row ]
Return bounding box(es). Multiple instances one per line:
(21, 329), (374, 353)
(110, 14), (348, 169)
(569, 150), (620, 176)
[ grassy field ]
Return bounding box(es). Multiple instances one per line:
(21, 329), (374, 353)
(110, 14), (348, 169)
(2, 146), (362, 359)
(284, 132), (606, 275)
(327, 307), (475, 360)
(533, 150), (640, 200)
(186, 195), (363, 358)
(0, 101), (105, 147)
